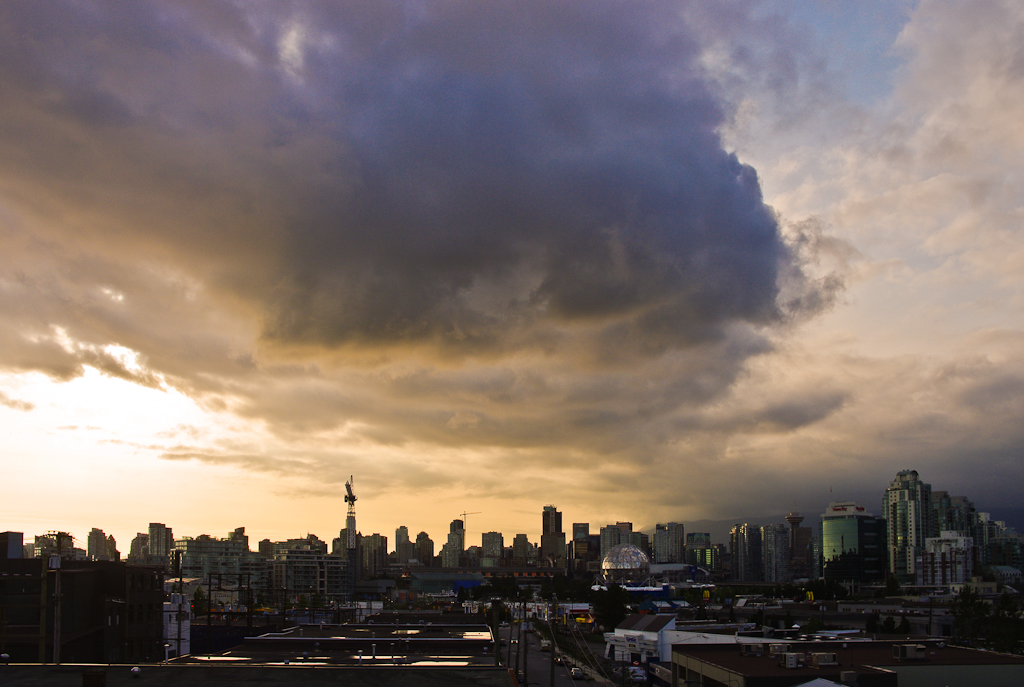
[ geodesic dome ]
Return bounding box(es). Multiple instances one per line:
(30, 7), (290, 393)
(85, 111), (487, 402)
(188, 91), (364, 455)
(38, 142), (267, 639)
(600, 543), (650, 584)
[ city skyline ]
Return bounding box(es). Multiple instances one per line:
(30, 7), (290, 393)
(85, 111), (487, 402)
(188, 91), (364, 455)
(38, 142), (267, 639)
(9, 463), (1018, 557)
(2, 2), (1023, 549)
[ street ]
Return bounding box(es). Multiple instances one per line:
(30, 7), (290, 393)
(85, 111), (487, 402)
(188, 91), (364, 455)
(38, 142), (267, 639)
(499, 624), (612, 687)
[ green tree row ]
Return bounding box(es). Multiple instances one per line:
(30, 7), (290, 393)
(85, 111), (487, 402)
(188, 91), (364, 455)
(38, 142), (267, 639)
(950, 586), (1024, 653)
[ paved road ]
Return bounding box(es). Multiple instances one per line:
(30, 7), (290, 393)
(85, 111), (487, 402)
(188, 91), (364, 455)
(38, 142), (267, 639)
(499, 625), (614, 687)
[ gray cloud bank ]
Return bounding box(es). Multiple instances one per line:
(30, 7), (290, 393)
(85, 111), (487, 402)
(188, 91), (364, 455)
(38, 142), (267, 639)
(0, 0), (901, 522)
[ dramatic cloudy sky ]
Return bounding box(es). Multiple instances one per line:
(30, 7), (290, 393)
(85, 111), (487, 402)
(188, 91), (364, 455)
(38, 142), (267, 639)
(1, 0), (1022, 549)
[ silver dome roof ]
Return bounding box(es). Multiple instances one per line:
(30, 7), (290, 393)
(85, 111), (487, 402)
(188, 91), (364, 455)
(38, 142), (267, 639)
(600, 543), (650, 583)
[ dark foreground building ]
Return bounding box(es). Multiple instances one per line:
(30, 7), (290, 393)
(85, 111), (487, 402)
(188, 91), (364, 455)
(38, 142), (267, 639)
(0, 665), (513, 687)
(0, 618), (513, 687)
(672, 640), (1024, 687)
(0, 558), (164, 663)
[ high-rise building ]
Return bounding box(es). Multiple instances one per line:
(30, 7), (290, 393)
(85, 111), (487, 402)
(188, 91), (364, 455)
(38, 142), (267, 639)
(761, 524), (791, 583)
(148, 523), (173, 564)
(884, 470), (932, 582)
(395, 525), (417, 564)
(88, 528), (109, 561)
(511, 534), (531, 564)
(540, 505), (566, 567)
(572, 523), (590, 541)
(686, 532), (710, 547)
(916, 531), (974, 586)
(631, 532), (650, 557)
(599, 525), (621, 558)
(128, 533), (149, 561)
(481, 531), (504, 567)
(653, 523), (685, 563)
(449, 519), (465, 552)
(685, 532), (717, 570)
(439, 519), (467, 568)
(729, 524), (762, 582)
(543, 506), (562, 535)
(31, 533), (82, 560)
(986, 532), (1023, 572)
(361, 533), (388, 578)
(0, 532), (23, 559)
(174, 528), (267, 589)
(931, 492), (977, 536)
(413, 532), (434, 567)
(784, 512), (814, 580)
(84, 530), (119, 562)
(821, 502), (887, 586)
(271, 535), (348, 601)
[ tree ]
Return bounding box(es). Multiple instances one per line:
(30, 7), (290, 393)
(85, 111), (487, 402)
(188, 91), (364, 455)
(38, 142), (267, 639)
(883, 575), (901, 597)
(591, 584), (630, 631)
(193, 586), (207, 616)
(989, 592), (1024, 653)
(897, 615), (911, 635)
(951, 585), (988, 646)
(881, 616), (896, 634)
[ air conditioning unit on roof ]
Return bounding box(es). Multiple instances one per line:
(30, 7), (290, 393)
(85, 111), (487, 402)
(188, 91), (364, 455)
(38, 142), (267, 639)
(893, 644), (927, 660)
(779, 652), (800, 669)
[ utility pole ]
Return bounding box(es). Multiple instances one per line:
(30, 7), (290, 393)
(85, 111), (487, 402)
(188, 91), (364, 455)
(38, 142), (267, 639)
(46, 531), (72, 666)
(206, 575), (213, 656)
(51, 556), (60, 665)
(549, 594), (558, 687)
(516, 602), (523, 674)
(506, 602), (513, 669)
(37, 559), (46, 663)
(491, 600), (500, 667)
(523, 602), (529, 683)
(174, 550), (183, 660)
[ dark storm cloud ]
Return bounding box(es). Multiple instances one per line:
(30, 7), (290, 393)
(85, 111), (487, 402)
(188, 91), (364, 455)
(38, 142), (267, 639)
(0, 0), (816, 366)
(0, 0), (850, 524)
(262, 1), (790, 353)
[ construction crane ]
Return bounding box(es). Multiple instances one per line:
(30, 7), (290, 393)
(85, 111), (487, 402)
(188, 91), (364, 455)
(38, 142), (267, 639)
(344, 476), (357, 550)
(345, 476), (357, 509)
(458, 511), (481, 537)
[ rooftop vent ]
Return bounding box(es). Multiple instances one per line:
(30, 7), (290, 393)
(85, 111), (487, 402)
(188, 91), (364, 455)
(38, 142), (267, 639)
(893, 644), (927, 660)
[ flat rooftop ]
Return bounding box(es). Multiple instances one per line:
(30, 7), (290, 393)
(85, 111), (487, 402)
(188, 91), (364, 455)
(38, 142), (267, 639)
(174, 622), (497, 668)
(673, 640), (1024, 678)
(0, 664), (513, 686)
